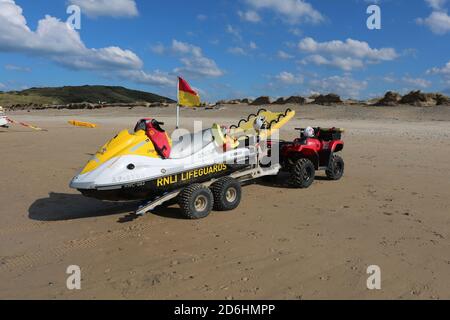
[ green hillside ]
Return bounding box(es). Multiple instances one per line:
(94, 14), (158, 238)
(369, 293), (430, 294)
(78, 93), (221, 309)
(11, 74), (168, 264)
(0, 85), (175, 106)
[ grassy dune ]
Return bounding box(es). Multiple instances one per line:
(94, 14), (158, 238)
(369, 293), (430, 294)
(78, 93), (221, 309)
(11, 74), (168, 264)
(0, 85), (174, 106)
(0, 93), (60, 106)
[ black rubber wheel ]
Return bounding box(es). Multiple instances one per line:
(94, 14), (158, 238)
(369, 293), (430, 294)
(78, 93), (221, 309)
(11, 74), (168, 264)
(326, 154), (344, 180)
(210, 177), (242, 211)
(289, 158), (315, 188)
(178, 184), (214, 219)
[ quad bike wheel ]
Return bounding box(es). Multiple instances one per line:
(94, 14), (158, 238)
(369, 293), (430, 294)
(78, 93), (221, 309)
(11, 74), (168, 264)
(210, 177), (242, 211)
(289, 158), (315, 188)
(178, 184), (214, 219)
(326, 154), (345, 181)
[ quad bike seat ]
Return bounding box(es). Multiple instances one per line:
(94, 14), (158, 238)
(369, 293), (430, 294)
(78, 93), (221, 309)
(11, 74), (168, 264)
(170, 129), (214, 159)
(295, 127), (344, 141)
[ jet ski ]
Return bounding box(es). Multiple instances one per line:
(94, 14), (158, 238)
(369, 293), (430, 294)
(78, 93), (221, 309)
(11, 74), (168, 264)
(70, 109), (295, 218)
(0, 106), (8, 128)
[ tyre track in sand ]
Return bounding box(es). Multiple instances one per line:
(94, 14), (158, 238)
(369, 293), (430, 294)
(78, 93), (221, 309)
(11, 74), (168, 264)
(0, 217), (163, 273)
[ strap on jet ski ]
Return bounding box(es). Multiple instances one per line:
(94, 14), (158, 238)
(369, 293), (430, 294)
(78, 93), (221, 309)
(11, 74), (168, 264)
(135, 119), (172, 159)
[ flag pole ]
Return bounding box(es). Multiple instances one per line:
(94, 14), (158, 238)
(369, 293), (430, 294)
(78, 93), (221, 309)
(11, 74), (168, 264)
(176, 77), (180, 129)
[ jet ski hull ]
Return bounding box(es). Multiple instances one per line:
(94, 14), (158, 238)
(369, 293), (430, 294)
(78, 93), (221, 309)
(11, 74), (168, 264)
(77, 163), (250, 201)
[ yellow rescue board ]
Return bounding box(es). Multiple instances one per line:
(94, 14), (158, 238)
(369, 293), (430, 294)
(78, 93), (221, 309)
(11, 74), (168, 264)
(212, 109), (295, 147)
(235, 109), (294, 132)
(68, 120), (98, 128)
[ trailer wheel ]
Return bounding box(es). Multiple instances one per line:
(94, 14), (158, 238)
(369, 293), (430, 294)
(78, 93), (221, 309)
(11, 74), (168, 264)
(326, 154), (344, 180)
(211, 177), (242, 211)
(178, 184), (214, 219)
(289, 158), (315, 188)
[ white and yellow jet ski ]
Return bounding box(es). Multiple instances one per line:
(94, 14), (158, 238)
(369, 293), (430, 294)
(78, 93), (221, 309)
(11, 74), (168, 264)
(70, 109), (295, 218)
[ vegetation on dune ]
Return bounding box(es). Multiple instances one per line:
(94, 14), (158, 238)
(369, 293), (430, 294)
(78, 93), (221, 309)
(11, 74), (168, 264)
(0, 93), (61, 106)
(0, 85), (174, 106)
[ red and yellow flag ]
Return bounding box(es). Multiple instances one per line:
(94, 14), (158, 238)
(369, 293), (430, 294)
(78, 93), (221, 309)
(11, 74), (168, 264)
(178, 77), (201, 107)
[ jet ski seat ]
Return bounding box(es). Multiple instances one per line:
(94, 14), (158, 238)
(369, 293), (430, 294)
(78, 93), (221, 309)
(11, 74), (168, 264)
(135, 119), (172, 159)
(170, 129), (214, 159)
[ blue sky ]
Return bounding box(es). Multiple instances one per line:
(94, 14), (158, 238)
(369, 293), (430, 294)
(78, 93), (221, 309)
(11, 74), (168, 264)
(0, 0), (449, 101)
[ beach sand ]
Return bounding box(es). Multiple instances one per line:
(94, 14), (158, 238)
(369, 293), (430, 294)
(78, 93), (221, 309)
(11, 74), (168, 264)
(1, 104), (449, 299)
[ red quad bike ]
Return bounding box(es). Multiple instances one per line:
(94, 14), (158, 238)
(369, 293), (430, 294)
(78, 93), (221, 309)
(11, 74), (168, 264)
(270, 127), (345, 188)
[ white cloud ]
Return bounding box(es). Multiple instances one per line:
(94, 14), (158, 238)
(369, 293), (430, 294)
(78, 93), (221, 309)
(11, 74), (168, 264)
(401, 76), (432, 88)
(275, 71), (304, 84)
(150, 40), (224, 78)
(277, 50), (294, 59)
(289, 28), (302, 36)
(0, 1), (142, 71)
(171, 40), (224, 78)
(382, 75), (396, 83)
(0, 82), (5, 89)
(245, 0), (324, 24)
(300, 54), (364, 71)
(0, 0), (180, 91)
(238, 10), (261, 23)
(171, 40), (201, 56)
(298, 37), (398, 71)
(425, 0), (447, 10)
(228, 47), (247, 56)
(228, 42), (257, 56)
(427, 60), (450, 75)
(119, 70), (176, 87)
(417, 0), (450, 34)
(381, 74), (433, 89)
(226, 24), (242, 40)
(68, 0), (138, 18)
(150, 43), (165, 55)
(308, 75), (368, 98)
(417, 11), (450, 34)
(427, 61), (450, 89)
(196, 14), (207, 21)
(5, 64), (31, 72)
(299, 37), (398, 61)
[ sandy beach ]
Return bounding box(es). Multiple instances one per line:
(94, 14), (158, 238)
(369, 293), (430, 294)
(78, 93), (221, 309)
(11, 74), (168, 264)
(1, 104), (450, 299)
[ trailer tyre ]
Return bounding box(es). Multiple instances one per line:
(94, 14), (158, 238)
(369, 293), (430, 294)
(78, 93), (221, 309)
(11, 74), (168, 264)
(326, 154), (344, 181)
(211, 177), (242, 211)
(289, 158), (315, 188)
(178, 184), (214, 219)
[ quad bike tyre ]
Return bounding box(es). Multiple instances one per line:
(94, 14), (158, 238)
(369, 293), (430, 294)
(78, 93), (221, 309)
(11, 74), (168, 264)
(211, 177), (242, 211)
(289, 158), (315, 188)
(326, 154), (345, 181)
(178, 184), (214, 219)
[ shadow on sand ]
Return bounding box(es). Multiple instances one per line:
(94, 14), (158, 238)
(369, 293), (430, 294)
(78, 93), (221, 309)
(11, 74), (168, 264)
(254, 172), (330, 189)
(28, 192), (141, 222)
(29, 192), (188, 223)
